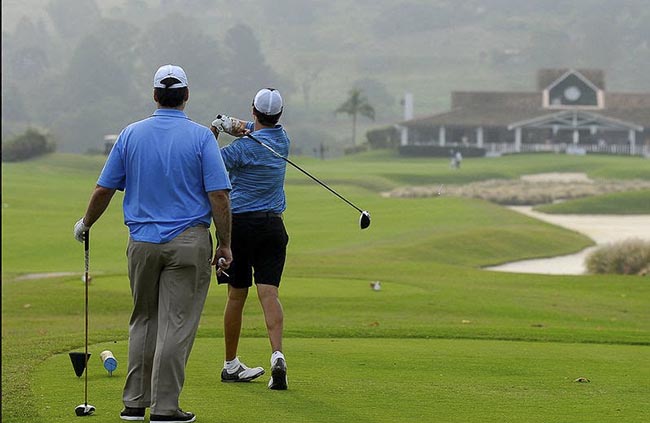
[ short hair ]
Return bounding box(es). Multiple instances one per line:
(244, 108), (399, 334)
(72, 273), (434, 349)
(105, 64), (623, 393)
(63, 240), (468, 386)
(154, 77), (188, 107)
(252, 106), (282, 127)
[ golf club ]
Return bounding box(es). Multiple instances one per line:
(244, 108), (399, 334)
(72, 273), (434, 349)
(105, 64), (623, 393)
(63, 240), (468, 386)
(241, 130), (371, 229)
(75, 230), (95, 417)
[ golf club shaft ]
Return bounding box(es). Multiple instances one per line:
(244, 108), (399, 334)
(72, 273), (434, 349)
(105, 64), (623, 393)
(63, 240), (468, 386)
(84, 231), (89, 405)
(246, 133), (364, 213)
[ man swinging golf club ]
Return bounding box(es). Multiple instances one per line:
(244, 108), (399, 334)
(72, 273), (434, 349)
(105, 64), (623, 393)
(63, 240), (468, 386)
(210, 88), (289, 390)
(74, 64), (233, 422)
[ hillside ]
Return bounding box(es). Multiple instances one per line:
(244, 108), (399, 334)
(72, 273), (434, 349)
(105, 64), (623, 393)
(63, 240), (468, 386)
(3, 0), (650, 154)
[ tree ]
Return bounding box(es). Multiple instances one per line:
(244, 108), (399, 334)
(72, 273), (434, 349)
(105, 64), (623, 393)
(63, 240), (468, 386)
(221, 23), (291, 118)
(64, 34), (134, 107)
(335, 88), (375, 146)
(352, 78), (394, 119)
(135, 13), (224, 123)
(1, 128), (55, 162)
(5, 17), (51, 81)
(46, 0), (101, 39)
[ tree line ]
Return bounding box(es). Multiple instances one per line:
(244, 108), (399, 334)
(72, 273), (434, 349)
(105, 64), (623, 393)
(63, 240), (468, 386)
(1, 0), (294, 153)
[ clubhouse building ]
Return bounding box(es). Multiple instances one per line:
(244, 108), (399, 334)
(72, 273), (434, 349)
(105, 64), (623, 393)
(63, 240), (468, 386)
(390, 69), (650, 157)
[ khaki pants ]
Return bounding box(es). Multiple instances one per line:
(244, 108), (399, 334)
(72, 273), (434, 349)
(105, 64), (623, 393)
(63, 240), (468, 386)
(122, 226), (212, 415)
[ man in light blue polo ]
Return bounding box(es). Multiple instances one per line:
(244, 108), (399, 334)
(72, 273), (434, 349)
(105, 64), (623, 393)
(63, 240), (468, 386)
(73, 64), (232, 423)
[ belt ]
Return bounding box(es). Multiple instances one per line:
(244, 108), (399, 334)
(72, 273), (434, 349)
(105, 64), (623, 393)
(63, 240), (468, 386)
(233, 211), (283, 219)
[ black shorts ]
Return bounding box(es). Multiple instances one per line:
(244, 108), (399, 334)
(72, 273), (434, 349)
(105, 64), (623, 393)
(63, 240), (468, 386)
(217, 212), (289, 288)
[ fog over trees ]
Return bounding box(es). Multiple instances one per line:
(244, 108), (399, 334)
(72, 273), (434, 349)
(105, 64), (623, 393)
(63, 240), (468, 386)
(2, 0), (649, 155)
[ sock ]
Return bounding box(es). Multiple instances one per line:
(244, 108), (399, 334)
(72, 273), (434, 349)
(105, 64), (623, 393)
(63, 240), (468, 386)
(271, 351), (285, 366)
(224, 357), (241, 373)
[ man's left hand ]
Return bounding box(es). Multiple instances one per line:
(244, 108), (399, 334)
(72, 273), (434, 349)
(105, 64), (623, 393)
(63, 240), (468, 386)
(73, 218), (90, 242)
(211, 115), (233, 133)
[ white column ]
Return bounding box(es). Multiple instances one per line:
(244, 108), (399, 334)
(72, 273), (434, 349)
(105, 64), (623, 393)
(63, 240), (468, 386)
(573, 130), (579, 144)
(403, 93), (414, 120)
(400, 126), (408, 146)
(629, 129), (636, 155)
(476, 127), (484, 148)
(439, 126), (446, 146)
(514, 128), (521, 152)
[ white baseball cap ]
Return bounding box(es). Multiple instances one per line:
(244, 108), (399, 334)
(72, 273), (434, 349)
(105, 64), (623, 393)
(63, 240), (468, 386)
(253, 88), (283, 115)
(153, 64), (188, 88)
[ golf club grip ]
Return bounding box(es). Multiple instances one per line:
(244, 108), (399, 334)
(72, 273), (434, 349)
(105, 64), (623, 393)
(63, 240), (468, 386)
(84, 229), (89, 252)
(246, 134), (364, 213)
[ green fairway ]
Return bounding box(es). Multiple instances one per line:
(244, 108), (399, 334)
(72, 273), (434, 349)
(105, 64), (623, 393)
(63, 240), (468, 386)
(2, 152), (650, 422)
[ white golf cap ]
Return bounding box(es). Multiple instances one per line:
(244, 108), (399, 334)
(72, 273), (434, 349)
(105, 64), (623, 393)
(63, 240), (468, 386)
(153, 64), (188, 88)
(253, 88), (283, 115)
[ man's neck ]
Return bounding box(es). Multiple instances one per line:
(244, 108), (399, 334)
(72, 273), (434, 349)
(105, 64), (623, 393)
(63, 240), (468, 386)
(254, 122), (275, 131)
(157, 103), (185, 111)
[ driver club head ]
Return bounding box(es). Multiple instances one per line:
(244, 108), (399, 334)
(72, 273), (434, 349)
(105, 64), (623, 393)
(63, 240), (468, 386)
(75, 404), (95, 416)
(359, 211), (371, 229)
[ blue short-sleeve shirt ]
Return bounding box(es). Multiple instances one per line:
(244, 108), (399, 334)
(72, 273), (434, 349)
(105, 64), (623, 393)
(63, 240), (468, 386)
(98, 109), (231, 243)
(220, 123), (289, 214)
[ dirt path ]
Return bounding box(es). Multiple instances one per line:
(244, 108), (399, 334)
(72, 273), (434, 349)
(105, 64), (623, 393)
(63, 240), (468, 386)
(486, 207), (650, 275)
(13, 272), (78, 281)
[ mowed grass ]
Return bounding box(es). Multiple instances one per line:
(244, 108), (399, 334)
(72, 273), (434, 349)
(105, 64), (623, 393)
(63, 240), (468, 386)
(535, 189), (650, 214)
(34, 339), (650, 423)
(2, 152), (650, 423)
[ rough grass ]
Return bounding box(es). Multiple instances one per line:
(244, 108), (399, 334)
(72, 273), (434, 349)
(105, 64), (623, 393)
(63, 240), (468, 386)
(586, 239), (650, 275)
(385, 179), (650, 206)
(536, 189), (650, 214)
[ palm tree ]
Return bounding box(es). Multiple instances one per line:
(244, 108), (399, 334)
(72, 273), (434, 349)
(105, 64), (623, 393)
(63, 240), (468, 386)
(335, 88), (375, 145)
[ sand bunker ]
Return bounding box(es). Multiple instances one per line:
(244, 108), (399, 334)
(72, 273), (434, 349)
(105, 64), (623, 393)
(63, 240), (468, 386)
(486, 207), (650, 275)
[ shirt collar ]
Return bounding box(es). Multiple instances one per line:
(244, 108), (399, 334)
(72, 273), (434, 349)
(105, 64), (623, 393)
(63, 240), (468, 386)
(153, 109), (189, 119)
(255, 124), (283, 132)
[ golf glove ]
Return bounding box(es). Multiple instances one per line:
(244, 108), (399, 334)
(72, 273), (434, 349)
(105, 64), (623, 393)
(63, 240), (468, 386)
(212, 114), (233, 134)
(73, 218), (90, 242)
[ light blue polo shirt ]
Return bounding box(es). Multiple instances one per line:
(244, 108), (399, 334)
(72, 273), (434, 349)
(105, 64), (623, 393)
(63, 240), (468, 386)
(97, 109), (231, 243)
(220, 123), (289, 214)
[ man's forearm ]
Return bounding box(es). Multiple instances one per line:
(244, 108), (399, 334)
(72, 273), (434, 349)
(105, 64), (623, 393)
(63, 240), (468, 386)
(84, 185), (116, 227)
(208, 190), (232, 247)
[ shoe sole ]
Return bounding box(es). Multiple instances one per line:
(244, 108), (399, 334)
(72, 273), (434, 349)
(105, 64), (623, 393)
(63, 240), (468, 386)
(150, 416), (195, 423)
(120, 417), (144, 421)
(221, 369), (265, 383)
(269, 361), (288, 390)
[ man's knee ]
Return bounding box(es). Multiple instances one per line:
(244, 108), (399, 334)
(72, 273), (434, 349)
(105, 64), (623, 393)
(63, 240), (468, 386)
(227, 286), (249, 302)
(256, 284), (278, 300)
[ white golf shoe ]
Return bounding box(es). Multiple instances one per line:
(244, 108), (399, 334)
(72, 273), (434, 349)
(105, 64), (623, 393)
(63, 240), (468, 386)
(221, 361), (265, 382)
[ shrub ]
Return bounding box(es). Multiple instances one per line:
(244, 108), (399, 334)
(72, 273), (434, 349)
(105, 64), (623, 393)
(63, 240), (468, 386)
(344, 144), (369, 155)
(367, 127), (399, 149)
(586, 239), (650, 276)
(2, 128), (56, 162)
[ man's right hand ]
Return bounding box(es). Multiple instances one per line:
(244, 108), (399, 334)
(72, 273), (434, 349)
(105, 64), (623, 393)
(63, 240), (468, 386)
(213, 246), (233, 277)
